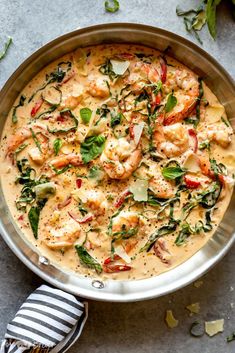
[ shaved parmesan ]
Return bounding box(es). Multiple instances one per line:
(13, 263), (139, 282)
(165, 310), (179, 328)
(183, 152), (201, 173)
(115, 245), (131, 264)
(133, 122), (145, 146)
(205, 319), (224, 337)
(130, 179), (148, 202)
(110, 59), (130, 75)
(186, 302), (200, 314)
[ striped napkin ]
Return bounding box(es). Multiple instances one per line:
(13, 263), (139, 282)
(0, 285), (88, 353)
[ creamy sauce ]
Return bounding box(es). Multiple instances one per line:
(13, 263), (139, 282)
(0, 44), (234, 281)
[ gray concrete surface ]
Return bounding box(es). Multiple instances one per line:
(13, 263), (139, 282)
(0, 1), (234, 352)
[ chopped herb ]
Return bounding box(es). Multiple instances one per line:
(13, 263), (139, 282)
(111, 112), (123, 128)
(14, 143), (28, 160)
(75, 245), (102, 274)
(221, 116), (230, 127)
(80, 135), (106, 163)
(175, 222), (193, 246)
(105, 0), (119, 13)
(28, 61), (72, 102)
(47, 109), (78, 133)
(199, 181), (221, 209)
(0, 37), (12, 61)
(140, 218), (179, 252)
(199, 140), (211, 151)
(50, 164), (70, 175)
(12, 95), (26, 124)
(80, 107), (92, 124)
(165, 92), (177, 113)
(30, 128), (42, 152)
(53, 138), (62, 156)
(99, 59), (117, 81)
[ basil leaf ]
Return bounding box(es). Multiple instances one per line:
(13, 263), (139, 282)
(53, 138), (62, 156)
(165, 92), (177, 113)
(105, 0), (119, 13)
(206, 0), (222, 39)
(12, 95), (26, 124)
(0, 37), (12, 61)
(111, 112), (123, 128)
(80, 107), (92, 124)
(80, 135), (106, 164)
(162, 166), (186, 180)
(47, 109), (78, 133)
(75, 245), (102, 274)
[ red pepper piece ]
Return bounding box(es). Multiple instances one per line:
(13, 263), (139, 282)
(76, 178), (82, 188)
(31, 98), (43, 117)
(18, 215), (24, 221)
(104, 254), (121, 265)
(184, 175), (201, 189)
(114, 189), (132, 208)
(68, 211), (93, 224)
(115, 53), (135, 60)
(103, 264), (132, 273)
(160, 56), (167, 83)
(188, 128), (198, 153)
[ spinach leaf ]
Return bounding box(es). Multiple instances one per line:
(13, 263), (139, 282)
(12, 95), (26, 124)
(105, 0), (119, 13)
(140, 218), (179, 252)
(111, 112), (123, 128)
(53, 138), (62, 156)
(0, 37), (12, 61)
(80, 135), (106, 163)
(50, 164), (70, 175)
(14, 143), (28, 161)
(47, 109), (78, 133)
(162, 166), (186, 180)
(80, 107), (92, 124)
(206, 0), (222, 39)
(28, 198), (47, 239)
(165, 92), (177, 113)
(75, 245), (102, 274)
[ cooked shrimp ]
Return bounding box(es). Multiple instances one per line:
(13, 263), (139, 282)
(154, 121), (189, 158)
(126, 62), (160, 92)
(86, 76), (110, 98)
(49, 153), (83, 168)
(44, 219), (81, 250)
(100, 137), (142, 179)
(7, 123), (49, 163)
(198, 123), (233, 148)
(83, 190), (108, 216)
(149, 168), (175, 199)
(112, 211), (144, 253)
(7, 124), (47, 154)
(163, 68), (199, 125)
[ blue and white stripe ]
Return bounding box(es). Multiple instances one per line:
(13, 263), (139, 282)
(0, 285), (88, 353)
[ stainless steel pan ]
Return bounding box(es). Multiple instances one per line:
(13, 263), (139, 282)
(0, 23), (235, 302)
